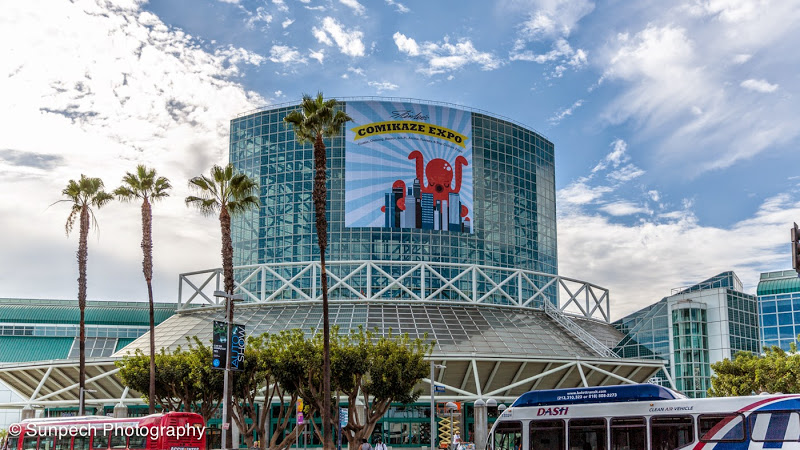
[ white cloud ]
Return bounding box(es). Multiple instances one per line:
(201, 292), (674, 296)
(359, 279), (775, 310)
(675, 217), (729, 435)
(599, 201), (652, 216)
(558, 192), (800, 319)
(339, 0), (366, 16)
(592, 139), (629, 173)
(512, 0), (595, 40)
(548, 99), (583, 125)
(312, 17), (365, 57)
(282, 18), (294, 28)
(385, 0), (410, 13)
(557, 178), (613, 206)
(741, 78), (779, 93)
(272, 0), (289, 12)
(269, 45), (307, 65)
(608, 164), (645, 182)
(393, 32), (419, 56)
(597, 2), (800, 174)
(394, 33), (501, 76)
(732, 53), (751, 64)
(0, 0), (266, 301)
(368, 81), (399, 93)
(245, 6), (273, 29)
(309, 49), (325, 64)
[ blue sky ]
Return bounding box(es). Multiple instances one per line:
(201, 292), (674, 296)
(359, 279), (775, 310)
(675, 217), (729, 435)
(1, 0), (798, 319)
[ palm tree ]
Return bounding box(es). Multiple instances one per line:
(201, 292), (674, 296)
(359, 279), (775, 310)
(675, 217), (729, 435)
(114, 165), (171, 415)
(185, 163), (259, 443)
(284, 93), (351, 449)
(55, 175), (113, 415)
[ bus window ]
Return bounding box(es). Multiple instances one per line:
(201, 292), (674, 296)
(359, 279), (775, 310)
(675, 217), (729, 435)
(492, 421), (522, 450)
(568, 418), (606, 450)
(73, 436), (89, 450)
(610, 417), (645, 450)
(650, 416), (694, 450)
(39, 436), (55, 450)
(91, 431), (110, 449)
(749, 411), (800, 442)
(128, 434), (147, 450)
(530, 420), (564, 450)
(22, 436), (38, 450)
(55, 436), (71, 450)
(698, 414), (745, 442)
(109, 434), (126, 449)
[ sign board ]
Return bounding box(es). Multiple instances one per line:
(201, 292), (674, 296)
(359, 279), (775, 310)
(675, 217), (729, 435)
(339, 408), (349, 426)
(297, 399), (304, 424)
(345, 100), (473, 234)
(434, 385), (445, 393)
(212, 321), (246, 371)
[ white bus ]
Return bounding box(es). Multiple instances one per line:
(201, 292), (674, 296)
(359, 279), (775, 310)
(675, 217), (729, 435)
(487, 384), (800, 450)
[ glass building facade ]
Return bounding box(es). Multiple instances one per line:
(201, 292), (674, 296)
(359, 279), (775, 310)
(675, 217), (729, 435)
(758, 269), (800, 350)
(229, 99), (557, 276)
(671, 304), (710, 398)
(613, 271), (759, 398)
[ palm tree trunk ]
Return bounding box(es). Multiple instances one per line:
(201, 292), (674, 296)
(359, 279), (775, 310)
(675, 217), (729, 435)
(220, 206), (235, 447)
(313, 134), (332, 450)
(142, 198), (156, 415)
(78, 205), (89, 416)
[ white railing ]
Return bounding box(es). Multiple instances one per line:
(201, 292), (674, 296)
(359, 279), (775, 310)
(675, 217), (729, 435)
(178, 260), (611, 322)
(543, 300), (619, 358)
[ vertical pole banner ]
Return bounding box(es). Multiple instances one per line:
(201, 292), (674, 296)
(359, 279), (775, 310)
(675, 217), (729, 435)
(213, 321), (246, 370)
(230, 323), (246, 371)
(212, 321), (226, 369)
(297, 398), (304, 425)
(338, 408), (348, 450)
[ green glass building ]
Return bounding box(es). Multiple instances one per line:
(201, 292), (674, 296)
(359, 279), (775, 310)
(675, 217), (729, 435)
(757, 269), (800, 350)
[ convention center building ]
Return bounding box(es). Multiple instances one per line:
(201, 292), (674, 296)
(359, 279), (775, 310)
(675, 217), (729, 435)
(0, 98), (667, 447)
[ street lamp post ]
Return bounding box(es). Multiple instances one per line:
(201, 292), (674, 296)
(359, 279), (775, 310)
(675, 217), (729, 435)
(214, 290), (244, 450)
(430, 362), (446, 450)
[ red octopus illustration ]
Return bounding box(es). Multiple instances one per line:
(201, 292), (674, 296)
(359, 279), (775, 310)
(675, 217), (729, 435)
(381, 150), (469, 218)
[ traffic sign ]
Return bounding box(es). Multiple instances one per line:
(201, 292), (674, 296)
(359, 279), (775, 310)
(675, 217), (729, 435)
(434, 385), (445, 393)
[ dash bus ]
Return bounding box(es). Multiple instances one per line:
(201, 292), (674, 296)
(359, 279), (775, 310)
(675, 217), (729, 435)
(488, 383), (800, 449)
(8, 412), (206, 450)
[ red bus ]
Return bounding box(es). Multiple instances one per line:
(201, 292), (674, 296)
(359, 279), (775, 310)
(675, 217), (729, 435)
(8, 412), (206, 450)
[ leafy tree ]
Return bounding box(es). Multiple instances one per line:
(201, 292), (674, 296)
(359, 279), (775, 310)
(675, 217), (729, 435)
(709, 340), (800, 396)
(231, 334), (304, 450)
(114, 165), (171, 414)
(54, 175), (113, 415)
(271, 328), (431, 450)
(116, 338), (223, 423)
(284, 93), (352, 450)
(185, 164), (259, 440)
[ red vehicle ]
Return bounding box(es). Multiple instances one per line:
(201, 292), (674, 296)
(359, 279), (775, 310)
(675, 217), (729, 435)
(8, 412), (206, 450)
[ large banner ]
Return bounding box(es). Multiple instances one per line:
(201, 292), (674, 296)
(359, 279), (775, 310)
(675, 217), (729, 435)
(212, 321), (245, 371)
(345, 101), (473, 233)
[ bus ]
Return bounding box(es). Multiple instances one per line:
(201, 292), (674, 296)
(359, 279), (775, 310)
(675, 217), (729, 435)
(8, 412), (206, 450)
(487, 384), (800, 450)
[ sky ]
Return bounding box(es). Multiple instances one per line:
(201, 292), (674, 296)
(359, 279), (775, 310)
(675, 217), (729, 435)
(1, 0), (799, 320)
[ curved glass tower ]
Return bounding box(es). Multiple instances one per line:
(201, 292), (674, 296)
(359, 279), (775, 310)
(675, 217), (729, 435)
(229, 99), (557, 275)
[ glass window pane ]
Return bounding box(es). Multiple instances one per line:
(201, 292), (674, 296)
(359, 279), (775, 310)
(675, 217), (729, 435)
(698, 414), (744, 441)
(492, 421), (521, 450)
(749, 412), (800, 441)
(650, 416), (694, 449)
(530, 420), (564, 450)
(610, 417), (645, 450)
(568, 418), (606, 450)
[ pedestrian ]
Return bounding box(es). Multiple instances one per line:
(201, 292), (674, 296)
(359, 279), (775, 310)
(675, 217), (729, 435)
(452, 432), (461, 450)
(374, 438), (387, 450)
(361, 438), (373, 450)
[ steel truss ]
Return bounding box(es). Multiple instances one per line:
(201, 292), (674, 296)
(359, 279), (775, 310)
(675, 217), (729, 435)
(179, 260), (611, 322)
(0, 356), (668, 410)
